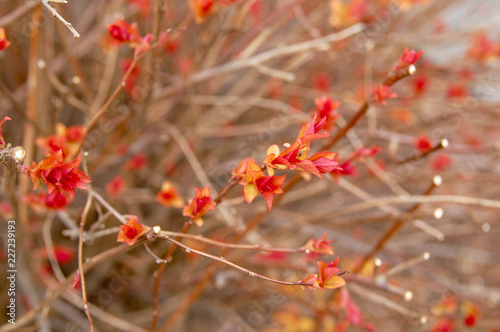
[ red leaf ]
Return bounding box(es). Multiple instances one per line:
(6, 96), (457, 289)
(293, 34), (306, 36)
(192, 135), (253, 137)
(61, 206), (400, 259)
(393, 47), (424, 71)
(117, 216), (149, 245)
(372, 85), (397, 105)
(27, 151), (91, 198)
(106, 19), (140, 44)
(414, 133), (433, 153)
(182, 187), (216, 227)
(156, 181), (184, 208)
(105, 175), (126, 198)
(255, 175), (286, 210)
(304, 232), (334, 256)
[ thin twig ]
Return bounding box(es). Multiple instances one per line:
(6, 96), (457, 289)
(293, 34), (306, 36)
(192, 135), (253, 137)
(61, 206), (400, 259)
(396, 139), (449, 165)
(78, 153), (95, 331)
(152, 222), (192, 332)
(322, 66), (415, 151)
(354, 178), (437, 272)
(332, 194), (500, 216)
(38, 0), (80, 38)
(89, 189), (128, 224)
(156, 230), (306, 253)
(164, 236), (311, 287)
(42, 213), (66, 282)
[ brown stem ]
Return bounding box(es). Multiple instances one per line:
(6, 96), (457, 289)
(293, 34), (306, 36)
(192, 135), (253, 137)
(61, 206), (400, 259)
(78, 156), (94, 331)
(156, 231), (306, 253)
(213, 178), (239, 204)
(78, 193), (95, 331)
(75, 56), (140, 156)
(353, 178), (438, 273)
(396, 139), (448, 165)
(151, 221), (191, 332)
(164, 237), (310, 286)
(322, 68), (414, 152)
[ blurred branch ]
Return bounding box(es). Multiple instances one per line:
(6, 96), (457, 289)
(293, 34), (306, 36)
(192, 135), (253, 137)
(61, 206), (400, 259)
(333, 194), (500, 216)
(37, 0), (80, 38)
(155, 22), (366, 99)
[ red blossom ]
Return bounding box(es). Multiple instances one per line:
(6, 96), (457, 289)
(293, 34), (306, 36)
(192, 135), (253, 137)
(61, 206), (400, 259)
(24, 191), (73, 210)
(105, 175), (126, 198)
(254, 251), (288, 263)
(36, 246), (74, 265)
(447, 84), (468, 99)
(156, 181), (184, 208)
(182, 187), (216, 227)
(314, 96), (341, 130)
(412, 74), (429, 96)
(331, 160), (357, 180)
(189, 0), (215, 23)
(117, 216), (150, 245)
(125, 152), (149, 170)
(304, 232), (334, 256)
(393, 47), (424, 71)
(301, 152), (341, 178)
(0, 116), (11, 149)
(431, 153), (453, 171)
(466, 31), (495, 63)
(301, 258), (346, 290)
(464, 315), (475, 327)
(134, 33), (153, 57)
(414, 133), (433, 153)
(390, 107), (415, 124)
(330, 145), (380, 181)
(255, 175), (286, 210)
(232, 158), (286, 210)
(45, 191), (71, 210)
(340, 288), (363, 325)
(159, 32), (180, 54)
(432, 318), (455, 332)
(264, 113), (331, 176)
(372, 85), (398, 105)
(189, 0), (242, 23)
(312, 72), (331, 91)
(461, 301), (480, 327)
(351, 145), (381, 160)
(27, 151), (91, 198)
(35, 123), (86, 161)
(0, 28), (11, 51)
(297, 113), (329, 145)
(264, 143), (304, 173)
(106, 18), (141, 44)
